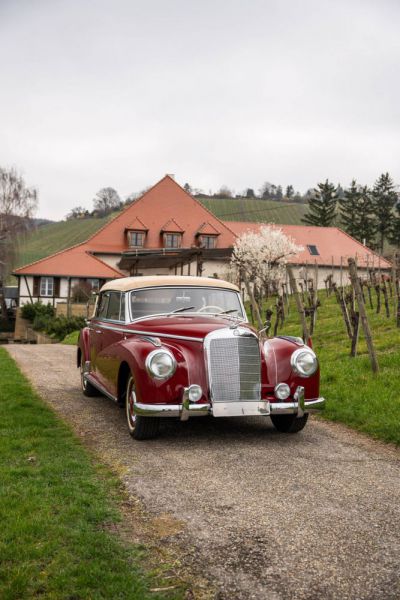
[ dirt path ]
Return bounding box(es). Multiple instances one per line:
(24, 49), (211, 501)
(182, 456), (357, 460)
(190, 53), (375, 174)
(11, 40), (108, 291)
(7, 344), (400, 600)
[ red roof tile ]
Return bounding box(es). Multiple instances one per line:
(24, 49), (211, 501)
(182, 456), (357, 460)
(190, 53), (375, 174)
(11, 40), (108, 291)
(160, 218), (185, 233)
(14, 244), (123, 278)
(85, 175), (237, 251)
(125, 216), (148, 231)
(226, 222), (391, 268)
(196, 222), (221, 236)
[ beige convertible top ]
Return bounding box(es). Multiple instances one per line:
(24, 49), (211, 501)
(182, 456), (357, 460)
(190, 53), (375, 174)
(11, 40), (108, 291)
(101, 275), (240, 293)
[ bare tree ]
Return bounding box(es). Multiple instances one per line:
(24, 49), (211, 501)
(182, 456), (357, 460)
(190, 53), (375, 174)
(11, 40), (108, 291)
(93, 187), (121, 215)
(0, 167), (38, 326)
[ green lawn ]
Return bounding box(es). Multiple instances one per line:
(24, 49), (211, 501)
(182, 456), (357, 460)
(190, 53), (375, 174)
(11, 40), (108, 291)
(258, 290), (400, 445)
(61, 330), (80, 345)
(0, 348), (185, 599)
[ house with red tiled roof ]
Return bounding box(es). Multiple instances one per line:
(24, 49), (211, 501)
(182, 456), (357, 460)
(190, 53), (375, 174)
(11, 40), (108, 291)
(14, 175), (390, 306)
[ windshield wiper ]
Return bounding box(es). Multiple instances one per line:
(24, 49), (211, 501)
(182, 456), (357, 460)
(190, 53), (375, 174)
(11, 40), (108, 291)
(218, 309), (239, 315)
(169, 306), (195, 314)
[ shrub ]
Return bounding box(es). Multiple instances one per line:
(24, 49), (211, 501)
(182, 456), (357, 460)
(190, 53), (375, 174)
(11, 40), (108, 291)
(21, 301), (55, 322)
(21, 302), (85, 341)
(32, 314), (52, 332)
(45, 316), (86, 340)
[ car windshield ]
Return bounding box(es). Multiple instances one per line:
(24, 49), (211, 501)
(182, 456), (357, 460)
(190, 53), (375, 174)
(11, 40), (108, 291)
(129, 286), (245, 320)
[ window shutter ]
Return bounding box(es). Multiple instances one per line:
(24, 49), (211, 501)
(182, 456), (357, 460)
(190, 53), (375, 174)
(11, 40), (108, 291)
(33, 277), (40, 296)
(54, 278), (60, 297)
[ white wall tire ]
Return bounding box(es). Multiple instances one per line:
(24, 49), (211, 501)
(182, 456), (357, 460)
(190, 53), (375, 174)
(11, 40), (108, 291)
(125, 375), (160, 440)
(80, 358), (98, 397)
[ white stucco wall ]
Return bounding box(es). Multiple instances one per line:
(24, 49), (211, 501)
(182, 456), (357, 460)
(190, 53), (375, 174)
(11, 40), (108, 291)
(18, 275), (70, 307)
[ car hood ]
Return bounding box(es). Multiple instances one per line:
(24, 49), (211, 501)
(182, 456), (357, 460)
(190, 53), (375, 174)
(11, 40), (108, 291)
(127, 315), (253, 340)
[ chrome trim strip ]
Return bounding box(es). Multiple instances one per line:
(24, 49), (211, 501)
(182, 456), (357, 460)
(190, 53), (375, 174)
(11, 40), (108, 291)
(90, 322), (204, 343)
(85, 374), (118, 402)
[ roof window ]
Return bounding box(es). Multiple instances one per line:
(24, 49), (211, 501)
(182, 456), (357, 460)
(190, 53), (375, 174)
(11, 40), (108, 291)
(307, 245), (319, 256)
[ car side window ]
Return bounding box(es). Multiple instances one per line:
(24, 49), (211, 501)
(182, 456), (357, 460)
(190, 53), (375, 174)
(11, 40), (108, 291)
(106, 292), (122, 321)
(97, 293), (109, 319)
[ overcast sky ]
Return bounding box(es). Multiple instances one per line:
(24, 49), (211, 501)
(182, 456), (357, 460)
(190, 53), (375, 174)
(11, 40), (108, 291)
(1, 0), (399, 220)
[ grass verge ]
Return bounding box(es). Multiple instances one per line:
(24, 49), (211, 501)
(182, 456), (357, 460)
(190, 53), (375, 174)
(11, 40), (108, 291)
(0, 348), (185, 599)
(62, 330), (80, 345)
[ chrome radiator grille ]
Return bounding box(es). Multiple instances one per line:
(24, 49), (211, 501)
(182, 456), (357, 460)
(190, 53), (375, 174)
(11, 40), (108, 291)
(206, 331), (261, 402)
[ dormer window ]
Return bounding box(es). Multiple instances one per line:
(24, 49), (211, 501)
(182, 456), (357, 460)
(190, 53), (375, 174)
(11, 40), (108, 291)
(195, 222), (220, 249)
(199, 235), (217, 249)
(128, 231), (145, 248)
(164, 233), (182, 248)
(160, 218), (184, 248)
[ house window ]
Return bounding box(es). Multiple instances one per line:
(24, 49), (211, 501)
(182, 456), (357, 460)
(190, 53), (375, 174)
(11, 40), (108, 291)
(164, 233), (182, 248)
(199, 235), (217, 249)
(128, 231), (145, 247)
(40, 277), (54, 297)
(307, 245), (319, 256)
(87, 278), (100, 291)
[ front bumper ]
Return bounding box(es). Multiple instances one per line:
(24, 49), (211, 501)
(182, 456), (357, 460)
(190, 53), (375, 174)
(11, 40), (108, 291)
(133, 385), (325, 421)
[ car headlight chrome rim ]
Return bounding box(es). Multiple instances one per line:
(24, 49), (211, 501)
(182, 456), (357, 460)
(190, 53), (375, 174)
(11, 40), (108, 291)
(145, 349), (177, 380)
(290, 347), (318, 377)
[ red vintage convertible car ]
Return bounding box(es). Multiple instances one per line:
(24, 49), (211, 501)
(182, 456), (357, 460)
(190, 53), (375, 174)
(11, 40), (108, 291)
(78, 276), (325, 439)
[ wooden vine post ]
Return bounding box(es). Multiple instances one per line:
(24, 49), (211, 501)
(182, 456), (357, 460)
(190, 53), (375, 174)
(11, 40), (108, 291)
(348, 258), (379, 373)
(287, 265), (310, 343)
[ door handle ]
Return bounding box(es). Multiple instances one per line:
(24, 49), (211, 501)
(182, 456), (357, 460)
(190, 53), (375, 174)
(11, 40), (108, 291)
(94, 329), (103, 334)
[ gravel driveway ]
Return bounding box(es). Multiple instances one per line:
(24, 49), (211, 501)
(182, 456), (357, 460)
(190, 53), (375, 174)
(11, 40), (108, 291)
(7, 344), (400, 600)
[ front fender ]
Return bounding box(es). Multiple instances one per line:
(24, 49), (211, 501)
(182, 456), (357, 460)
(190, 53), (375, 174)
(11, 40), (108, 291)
(263, 337), (320, 399)
(77, 327), (91, 367)
(116, 338), (192, 405)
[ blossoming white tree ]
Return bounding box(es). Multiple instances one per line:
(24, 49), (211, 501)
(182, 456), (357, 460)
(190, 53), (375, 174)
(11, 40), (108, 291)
(231, 225), (303, 328)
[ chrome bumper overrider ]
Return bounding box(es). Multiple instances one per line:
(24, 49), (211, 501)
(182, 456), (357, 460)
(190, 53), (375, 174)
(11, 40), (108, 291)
(133, 386), (325, 421)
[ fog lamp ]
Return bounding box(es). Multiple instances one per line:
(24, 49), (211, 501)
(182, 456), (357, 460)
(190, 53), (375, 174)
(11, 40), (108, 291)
(188, 385), (203, 403)
(274, 383), (291, 400)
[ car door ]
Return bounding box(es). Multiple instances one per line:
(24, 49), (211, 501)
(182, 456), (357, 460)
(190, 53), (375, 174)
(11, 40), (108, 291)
(89, 291), (110, 382)
(95, 291), (125, 396)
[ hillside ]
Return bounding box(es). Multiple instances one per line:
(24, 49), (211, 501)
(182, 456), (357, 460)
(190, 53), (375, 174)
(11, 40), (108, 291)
(14, 214), (114, 270)
(200, 197), (308, 224)
(14, 198), (308, 271)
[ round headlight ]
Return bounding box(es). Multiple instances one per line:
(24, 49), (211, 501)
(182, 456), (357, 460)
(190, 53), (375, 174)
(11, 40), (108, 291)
(274, 383), (291, 400)
(290, 348), (318, 377)
(146, 349), (177, 380)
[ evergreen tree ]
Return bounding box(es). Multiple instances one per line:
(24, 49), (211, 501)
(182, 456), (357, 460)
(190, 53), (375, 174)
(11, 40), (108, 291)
(245, 188), (255, 198)
(339, 180), (361, 239)
(356, 186), (377, 248)
(276, 185), (283, 201)
(388, 198), (400, 247)
(302, 179), (338, 226)
(372, 172), (397, 252)
(285, 185), (294, 199)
